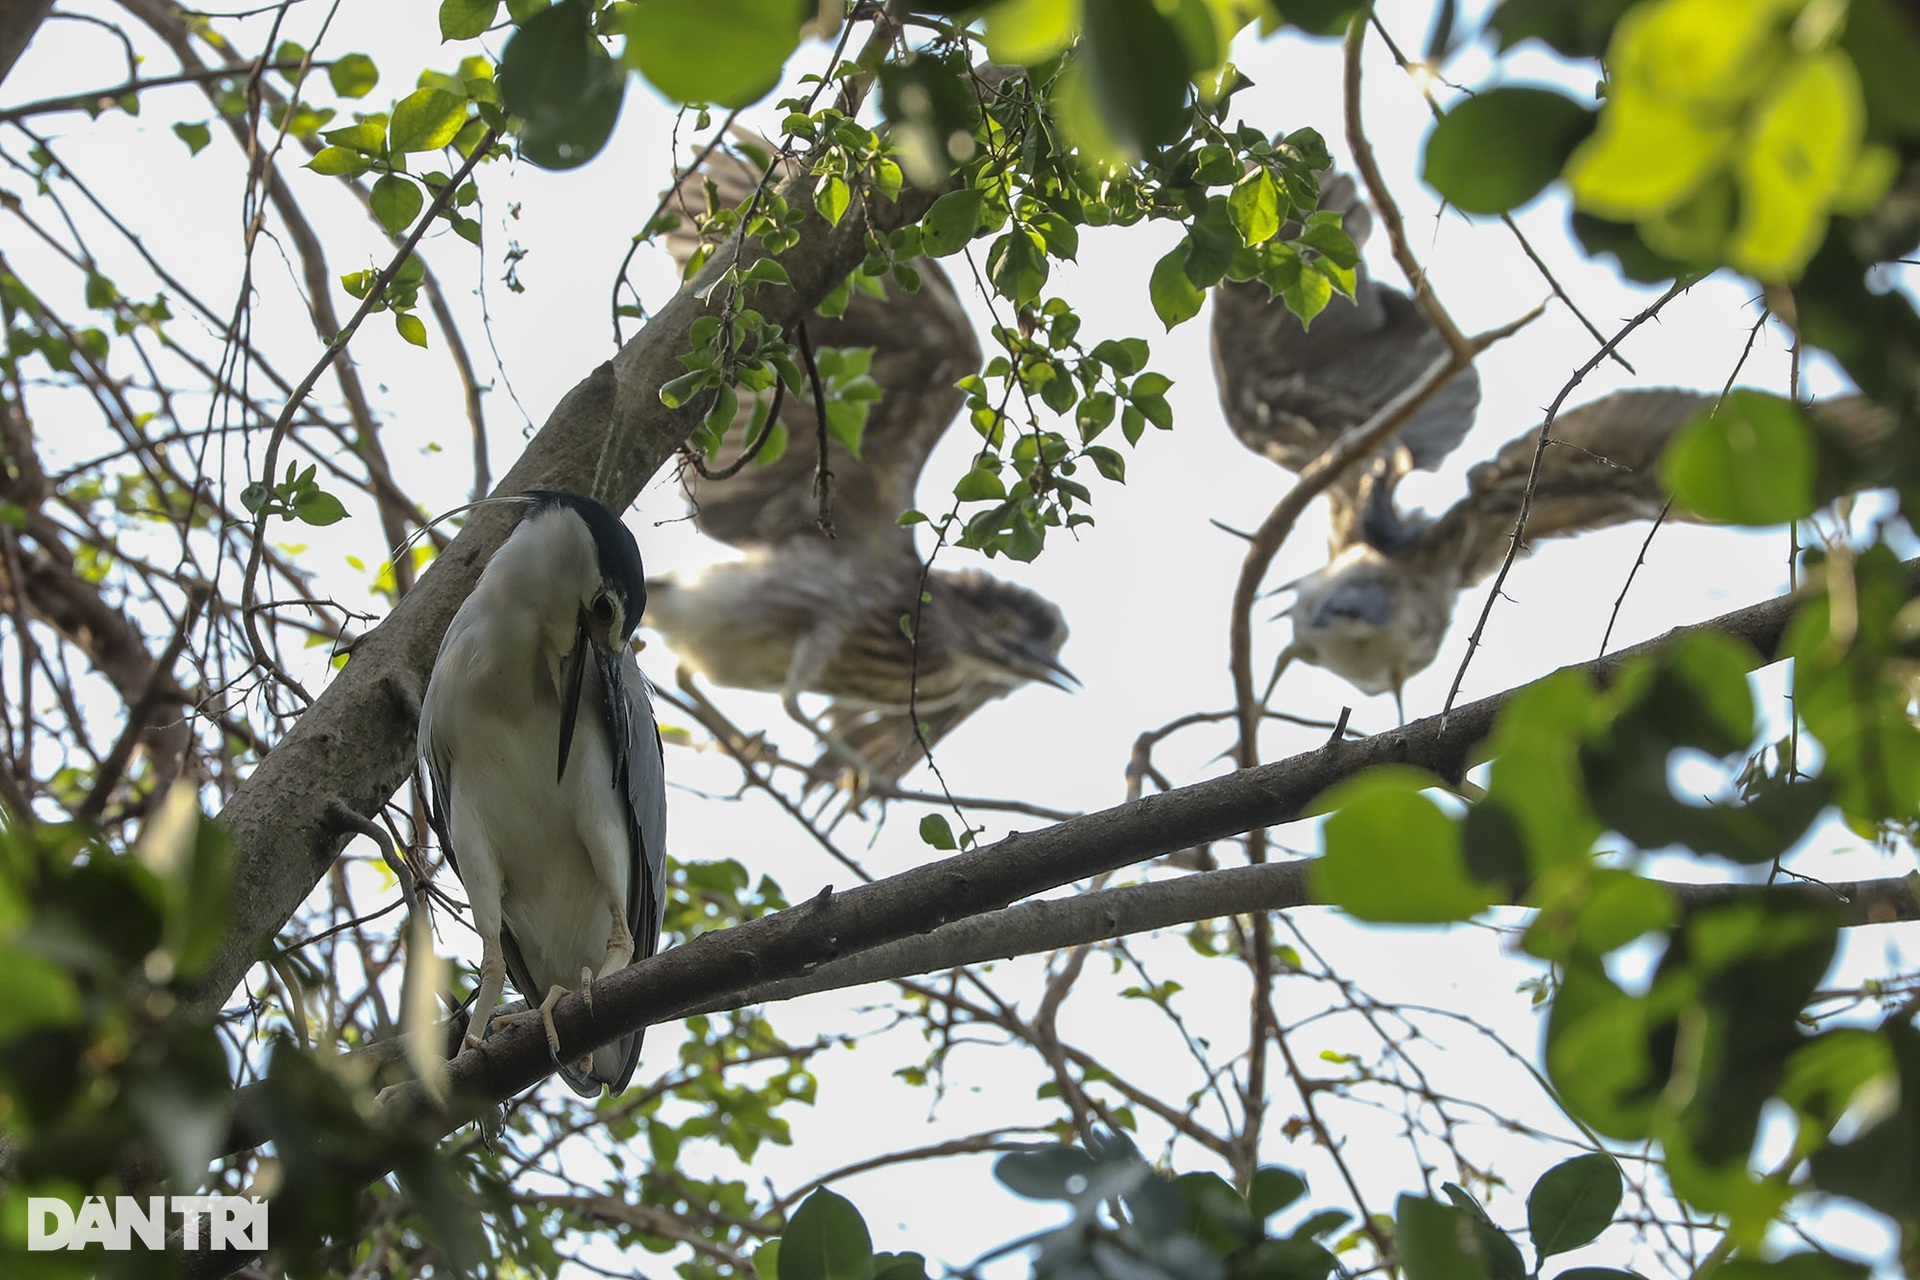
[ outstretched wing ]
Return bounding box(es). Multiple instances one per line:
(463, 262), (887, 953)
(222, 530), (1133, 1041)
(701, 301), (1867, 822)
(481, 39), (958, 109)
(1418, 387), (1890, 586)
(663, 138), (983, 553)
(1211, 171), (1480, 483)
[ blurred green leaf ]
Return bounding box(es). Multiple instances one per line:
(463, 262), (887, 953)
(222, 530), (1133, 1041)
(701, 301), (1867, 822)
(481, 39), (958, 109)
(1666, 393), (1812, 529)
(1424, 86), (1593, 214)
(1316, 767), (1494, 923)
(781, 1188), (875, 1280)
(327, 52), (379, 99)
(171, 121), (211, 155)
(1078, 0), (1191, 157)
(500, 0), (625, 169)
(624, 0), (806, 108)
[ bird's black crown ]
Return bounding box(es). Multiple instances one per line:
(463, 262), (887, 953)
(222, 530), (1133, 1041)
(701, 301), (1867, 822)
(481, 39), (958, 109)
(523, 490), (647, 638)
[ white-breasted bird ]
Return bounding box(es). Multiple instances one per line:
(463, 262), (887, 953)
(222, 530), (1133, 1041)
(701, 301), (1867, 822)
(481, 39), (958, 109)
(419, 490), (667, 1095)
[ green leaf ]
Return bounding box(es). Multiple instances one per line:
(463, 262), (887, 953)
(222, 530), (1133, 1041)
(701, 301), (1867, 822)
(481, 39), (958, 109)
(923, 188), (986, 257)
(1660, 390), (1815, 525)
(780, 1188), (874, 1280)
(324, 120), (387, 152)
(1397, 1195), (1519, 1280)
(1488, 0), (1636, 59)
(1228, 168), (1281, 246)
(306, 145), (372, 177)
(1183, 199), (1239, 288)
(623, 0), (806, 108)
(395, 312), (428, 348)
(954, 467), (1006, 501)
(500, 0), (625, 169)
(987, 228), (1049, 305)
(984, 0), (1079, 65)
(172, 121), (212, 155)
(0, 943), (81, 1040)
(1527, 1154), (1622, 1260)
(918, 813), (956, 850)
(1731, 50), (1875, 278)
(998, 1147), (1100, 1201)
(440, 0), (501, 39)
(327, 52), (380, 99)
(742, 259), (792, 288)
(1247, 1166), (1307, 1219)
(1078, 0), (1193, 156)
(1423, 86), (1595, 215)
(388, 87), (468, 153)
(1083, 445), (1125, 481)
(1148, 242), (1204, 329)
(817, 174), (849, 227)
(293, 488), (349, 526)
(1315, 767), (1496, 923)
(370, 174), (424, 236)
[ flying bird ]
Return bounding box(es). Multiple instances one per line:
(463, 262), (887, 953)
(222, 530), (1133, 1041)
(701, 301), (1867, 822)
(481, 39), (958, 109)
(419, 491), (667, 1095)
(644, 139), (1076, 782)
(1278, 387), (1892, 714)
(1211, 170), (1483, 546)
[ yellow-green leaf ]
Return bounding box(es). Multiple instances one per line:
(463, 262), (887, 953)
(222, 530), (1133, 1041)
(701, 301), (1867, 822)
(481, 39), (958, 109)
(984, 0), (1082, 65)
(1731, 50), (1868, 278)
(388, 87), (467, 152)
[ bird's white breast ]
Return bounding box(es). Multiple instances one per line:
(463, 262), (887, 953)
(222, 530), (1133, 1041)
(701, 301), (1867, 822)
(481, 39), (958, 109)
(424, 586), (631, 996)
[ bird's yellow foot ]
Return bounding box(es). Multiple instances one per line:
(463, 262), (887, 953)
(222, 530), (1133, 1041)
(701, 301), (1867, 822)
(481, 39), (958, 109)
(536, 986), (570, 1073)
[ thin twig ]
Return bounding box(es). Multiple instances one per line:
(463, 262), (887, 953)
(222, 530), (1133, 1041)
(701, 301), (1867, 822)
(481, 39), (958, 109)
(1442, 276), (1692, 711)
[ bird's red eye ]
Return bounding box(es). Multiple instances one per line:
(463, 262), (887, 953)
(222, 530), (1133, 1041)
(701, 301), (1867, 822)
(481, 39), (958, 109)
(591, 593), (616, 623)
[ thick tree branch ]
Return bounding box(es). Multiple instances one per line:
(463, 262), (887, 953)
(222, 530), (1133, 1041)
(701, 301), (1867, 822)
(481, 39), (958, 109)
(209, 567), (1856, 1178)
(0, 0), (53, 92)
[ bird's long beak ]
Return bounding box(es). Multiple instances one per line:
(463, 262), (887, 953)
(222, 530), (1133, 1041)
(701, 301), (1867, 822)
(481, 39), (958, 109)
(1017, 645), (1079, 693)
(557, 609), (591, 782)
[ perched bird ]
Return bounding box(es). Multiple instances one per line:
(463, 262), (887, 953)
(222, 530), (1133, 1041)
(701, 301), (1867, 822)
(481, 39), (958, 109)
(645, 139), (1076, 781)
(1211, 170), (1483, 546)
(1278, 387), (1892, 713)
(419, 491), (667, 1095)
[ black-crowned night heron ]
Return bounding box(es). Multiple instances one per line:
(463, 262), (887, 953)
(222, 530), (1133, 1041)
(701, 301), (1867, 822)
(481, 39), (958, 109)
(419, 490), (667, 1095)
(1211, 171), (1483, 546)
(1279, 387), (1891, 713)
(644, 140), (1076, 781)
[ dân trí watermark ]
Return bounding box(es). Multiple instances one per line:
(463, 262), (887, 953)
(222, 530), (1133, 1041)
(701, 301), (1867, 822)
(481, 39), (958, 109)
(28, 1196), (267, 1251)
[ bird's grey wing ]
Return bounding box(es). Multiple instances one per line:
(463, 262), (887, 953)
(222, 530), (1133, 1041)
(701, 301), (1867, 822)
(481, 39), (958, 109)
(416, 675), (454, 863)
(1211, 166), (1477, 484)
(1419, 387), (1726, 585)
(664, 136), (982, 553)
(576, 656), (667, 1096)
(620, 658), (668, 960)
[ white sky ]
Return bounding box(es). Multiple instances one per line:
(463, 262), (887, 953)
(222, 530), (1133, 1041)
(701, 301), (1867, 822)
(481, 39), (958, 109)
(5, 0), (1914, 1274)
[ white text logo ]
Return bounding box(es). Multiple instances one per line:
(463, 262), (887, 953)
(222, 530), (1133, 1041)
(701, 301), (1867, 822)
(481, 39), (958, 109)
(27, 1196), (268, 1251)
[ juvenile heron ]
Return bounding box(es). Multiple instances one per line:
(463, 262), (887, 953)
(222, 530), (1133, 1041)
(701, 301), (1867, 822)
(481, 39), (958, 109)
(419, 490), (667, 1095)
(646, 139), (1076, 781)
(1211, 170), (1483, 546)
(1279, 387), (1892, 713)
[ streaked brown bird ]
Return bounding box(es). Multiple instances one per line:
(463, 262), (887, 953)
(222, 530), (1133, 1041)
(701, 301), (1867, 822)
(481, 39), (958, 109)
(1211, 171), (1483, 547)
(1278, 387), (1892, 714)
(644, 138), (1076, 781)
